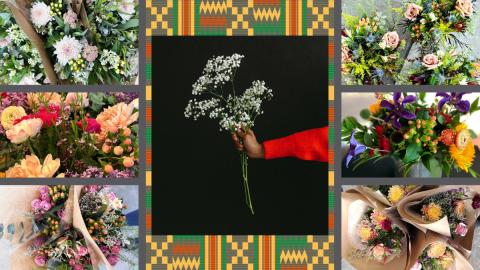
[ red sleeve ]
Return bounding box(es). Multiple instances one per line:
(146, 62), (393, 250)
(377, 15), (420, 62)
(263, 127), (329, 162)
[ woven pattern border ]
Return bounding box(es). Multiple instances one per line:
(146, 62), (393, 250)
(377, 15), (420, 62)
(145, 1), (335, 269)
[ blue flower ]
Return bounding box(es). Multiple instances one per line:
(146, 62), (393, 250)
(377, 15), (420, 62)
(437, 92), (470, 113)
(381, 92), (416, 129)
(365, 34), (375, 43)
(346, 132), (366, 168)
(374, 69), (385, 79)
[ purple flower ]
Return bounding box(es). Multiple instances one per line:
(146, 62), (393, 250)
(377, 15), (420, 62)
(346, 132), (366, 168)
(107, 255), (119, 266)
(381, 92), (416, 129)
(455, 222), (468, 236)
(437, 92), (470, 113)
(109, 92), (139, 104)
(472, 194), (480, 209)
(31, 199), (42, 211)
(34, 255), (47, 266)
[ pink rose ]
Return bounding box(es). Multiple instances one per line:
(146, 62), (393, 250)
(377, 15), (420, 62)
(40, 200), (51, 211)
(381, 31), (400, 49)
(456, 0), (474, 17)
(404, 3), (423, 20)
(111, 245), (121, 254)
(107, 255), (119, 266)
(34, 255), (47, 266)
(31, 199), (42, 211)
(455, 222), (468, 236)
(422, 54), (441, 70)
(78, 246), (88, 257)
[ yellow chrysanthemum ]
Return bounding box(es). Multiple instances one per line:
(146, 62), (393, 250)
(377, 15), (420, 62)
(422, 202), (443, 222)
(427, 242), (447, 259)
(450, 142), (475, 172)
(369, 100), (382, 115)
(439, 251), (454, 269)
(358, 226), (374, 242)
(388, 185), (406, 204)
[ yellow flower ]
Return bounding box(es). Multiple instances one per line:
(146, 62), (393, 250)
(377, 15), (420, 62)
(450, 142), (475, 172)
(454, 200), (466, 218)
(369, 100), (382, 115)
(439, 251), (454, 269)
(27, 92), (62, 107)
(422, 202), (443, 222)
(5, 154), (61, 178)
(370, 209), (387, 226)
(358, 226), (374, 242)
(388, 185), (406, 204)
(427, 242), (447, 259)
(0, 106), (27, 130)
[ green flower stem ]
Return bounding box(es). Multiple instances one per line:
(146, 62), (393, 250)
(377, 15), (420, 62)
(240, 151), (254, 215)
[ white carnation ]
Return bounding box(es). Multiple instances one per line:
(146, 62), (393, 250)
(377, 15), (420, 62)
(30, 2), (52, 27)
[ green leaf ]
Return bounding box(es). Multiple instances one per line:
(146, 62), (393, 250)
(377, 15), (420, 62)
(419, 92), (426, 102)
(437, 114), (445, 125)
(118, 19), (139, 30)
(360, 109), (371, 120)
(364, 132), (374, 147)
(403, 143), (421, 163)
(470, 97), (479, 113)
(354, 131), (366, 145)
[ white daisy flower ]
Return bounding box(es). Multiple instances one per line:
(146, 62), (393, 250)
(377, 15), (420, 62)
(53, 36), (83, 66)
(30, 2), (52, 27)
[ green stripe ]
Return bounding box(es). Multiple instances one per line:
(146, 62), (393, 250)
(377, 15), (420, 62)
(328, 63), (334, 82)
(328, 190), (334, 210)
(146, 63), (152, 82)
(146, 190), (152, 209)
(146, 127), (152, 147)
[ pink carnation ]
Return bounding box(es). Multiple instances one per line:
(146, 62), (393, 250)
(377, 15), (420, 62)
(82, 45), (98, 62)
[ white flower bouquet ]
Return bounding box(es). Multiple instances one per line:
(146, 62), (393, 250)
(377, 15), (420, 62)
(0, 0), (138, 85)
(185, 54), (273, 214)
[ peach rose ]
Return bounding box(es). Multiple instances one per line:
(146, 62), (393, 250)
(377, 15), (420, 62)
(96, 100), (139, 141)
(371, 244), (392, 263)
(381, 31), (400, 49)
(5, 154), (61, 178)
(404, 3), (423, 20)
(65, 92), (89, 108)
(6, 118), (43, 144)
(422, 53), (441, 70)
(456, 0), (474, 17)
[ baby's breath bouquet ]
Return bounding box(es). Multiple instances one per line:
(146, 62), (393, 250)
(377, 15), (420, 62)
(185, 54), (273, 214)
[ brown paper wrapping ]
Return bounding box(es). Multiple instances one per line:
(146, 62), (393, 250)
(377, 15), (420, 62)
(5, 0), (58, 84)
(342, 190), (410, 270)
(407, 230), (474, 270)
(0, 186), (113, 270)
(397, 185), (479, 256)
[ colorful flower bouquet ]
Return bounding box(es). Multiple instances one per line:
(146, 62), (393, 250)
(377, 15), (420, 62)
(29, 185), (136, 269)
(0, 92), (139, 178)
(364, 185), (420, 205)
(184, 54), (274, 214)
(342, 92), (480, 177)
(0, 0), (138, 85)
(402, 0), (477, 51)
(342, 13), (406, 85)
(353, 208), (406, 264)
(411, 241), (456, 270)
(406, 49), (480, 85)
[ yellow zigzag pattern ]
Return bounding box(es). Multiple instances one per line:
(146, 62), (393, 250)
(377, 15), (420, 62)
(199, 1), (228, 14)
(280, 250), (308, 264)
(253, 8), (281, 21)
(171, 257), (201, 270)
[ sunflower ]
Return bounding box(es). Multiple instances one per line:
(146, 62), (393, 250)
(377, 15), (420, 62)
(449, 124), (475, 172)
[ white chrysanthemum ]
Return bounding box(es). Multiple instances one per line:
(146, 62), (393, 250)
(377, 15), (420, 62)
(30, 2), (52, 27)
(53, 36), (83, 66)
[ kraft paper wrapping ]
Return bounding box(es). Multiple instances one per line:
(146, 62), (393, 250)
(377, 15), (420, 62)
(342, 190), (410, 270)
(5, 0), (58, 84)
(407, 230), (474, 270)
(397, 185), (480, 257)
(355, 185), (423, 208)
(0, 186), (113, 270)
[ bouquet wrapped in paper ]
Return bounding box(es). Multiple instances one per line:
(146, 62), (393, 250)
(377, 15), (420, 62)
(408, 230), (474, 270)
(342, 189), (409, 269)
(398, 186), (480, 255)
(356, 185), (422, 207)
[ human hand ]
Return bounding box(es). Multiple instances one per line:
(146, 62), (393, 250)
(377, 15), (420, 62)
(232, 129), (265, 159)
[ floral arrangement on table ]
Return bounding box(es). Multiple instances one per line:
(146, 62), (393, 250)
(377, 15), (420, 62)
(402, 0), (477, 51)
(406, 49), (480, 85)
(0, 0), (138, 85)
(367, 185), (418, 204)
(352, 208), (405, 264)
(342, 92), (480, 177)
(342, 12), (406, 85)
(184, 54), (274, 214)
(0, 92), (139, 178)
(29, 185), (135, 269)
(411, 241), (455, 270)
(0, 10), (46, 84)
(417, 188), (471, 237)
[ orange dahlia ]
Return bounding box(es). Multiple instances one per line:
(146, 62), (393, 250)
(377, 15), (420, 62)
(449, 124), (475, 172)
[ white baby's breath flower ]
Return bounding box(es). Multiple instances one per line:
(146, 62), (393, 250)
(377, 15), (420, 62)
(30, 2), (52, 27)
(53, 36), (83, 66)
